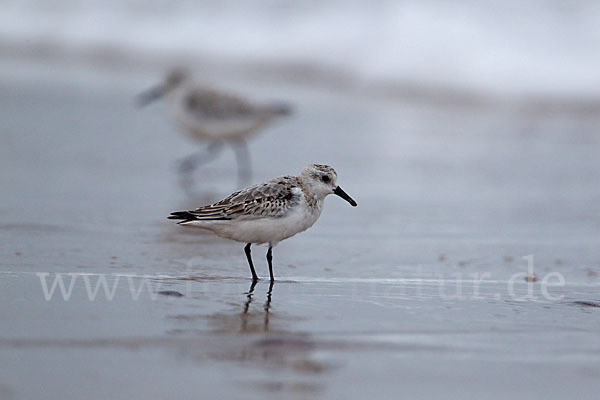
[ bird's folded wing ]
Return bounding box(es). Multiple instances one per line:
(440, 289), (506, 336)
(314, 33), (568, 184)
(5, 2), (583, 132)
(185, 89), (257, 120)
(185, 176), (301, 220)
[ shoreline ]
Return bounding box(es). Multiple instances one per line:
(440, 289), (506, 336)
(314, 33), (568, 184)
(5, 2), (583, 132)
(2, 39), (600, 119)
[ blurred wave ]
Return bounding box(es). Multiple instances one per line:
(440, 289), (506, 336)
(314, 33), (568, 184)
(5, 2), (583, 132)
(1, 0), (600, 99)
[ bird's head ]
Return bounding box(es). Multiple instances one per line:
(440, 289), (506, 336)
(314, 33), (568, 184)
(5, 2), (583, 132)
(299, 164), (357, 206)
(136, 67), (191, 107)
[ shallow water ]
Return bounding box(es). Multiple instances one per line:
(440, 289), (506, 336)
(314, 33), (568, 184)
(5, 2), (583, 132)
(1, 64), (600, 399)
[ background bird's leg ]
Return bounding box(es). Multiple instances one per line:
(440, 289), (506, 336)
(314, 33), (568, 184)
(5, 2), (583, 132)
(178, 140), (223, 178)
(244, 243), (259, 281)
(231, 139), (252, 187)
(266, 245), (274, 281)
(178, 141), (223, 193)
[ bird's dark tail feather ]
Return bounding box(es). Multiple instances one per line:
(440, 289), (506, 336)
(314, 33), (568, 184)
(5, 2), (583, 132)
(168, 211), (231, 223)
(168, 211), (197, 223)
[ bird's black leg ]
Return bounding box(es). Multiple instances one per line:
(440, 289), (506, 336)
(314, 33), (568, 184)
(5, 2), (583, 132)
(266, 245), (275, 282)
(231, 139), (252, 187)
(244, 243), (259, 282)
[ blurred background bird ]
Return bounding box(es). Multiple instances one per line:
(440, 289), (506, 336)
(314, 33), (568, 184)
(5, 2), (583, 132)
(137, 68), (293, 191)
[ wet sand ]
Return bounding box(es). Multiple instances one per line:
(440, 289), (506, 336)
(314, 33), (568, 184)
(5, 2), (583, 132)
(1, 62), (600, 399)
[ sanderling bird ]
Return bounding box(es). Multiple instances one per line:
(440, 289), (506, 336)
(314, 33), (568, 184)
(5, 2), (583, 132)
(137, 68), (292, 187)
(168, 164), (357, 281)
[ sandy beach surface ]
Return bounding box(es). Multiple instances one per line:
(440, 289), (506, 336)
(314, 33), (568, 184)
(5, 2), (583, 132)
(1, 60), (600, 399)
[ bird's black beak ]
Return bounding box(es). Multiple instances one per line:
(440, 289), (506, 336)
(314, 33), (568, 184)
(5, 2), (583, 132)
(333, 186), (357, 207)
(135, 85), (165, 107)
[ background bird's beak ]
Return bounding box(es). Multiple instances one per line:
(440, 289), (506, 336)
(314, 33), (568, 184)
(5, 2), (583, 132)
(135, 85), (165, 107)
(333, 186), (357, 207)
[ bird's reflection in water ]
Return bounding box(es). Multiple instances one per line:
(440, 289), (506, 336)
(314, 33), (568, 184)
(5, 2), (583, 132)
(167, 279), (331, 395)
(241, 280), (274, 333)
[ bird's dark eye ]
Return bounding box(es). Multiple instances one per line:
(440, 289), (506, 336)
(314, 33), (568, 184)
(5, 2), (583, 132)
(322, 175), (330, 183)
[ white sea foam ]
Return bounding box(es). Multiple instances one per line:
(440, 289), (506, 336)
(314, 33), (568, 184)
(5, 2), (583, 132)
(1, 0), (599, 96)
